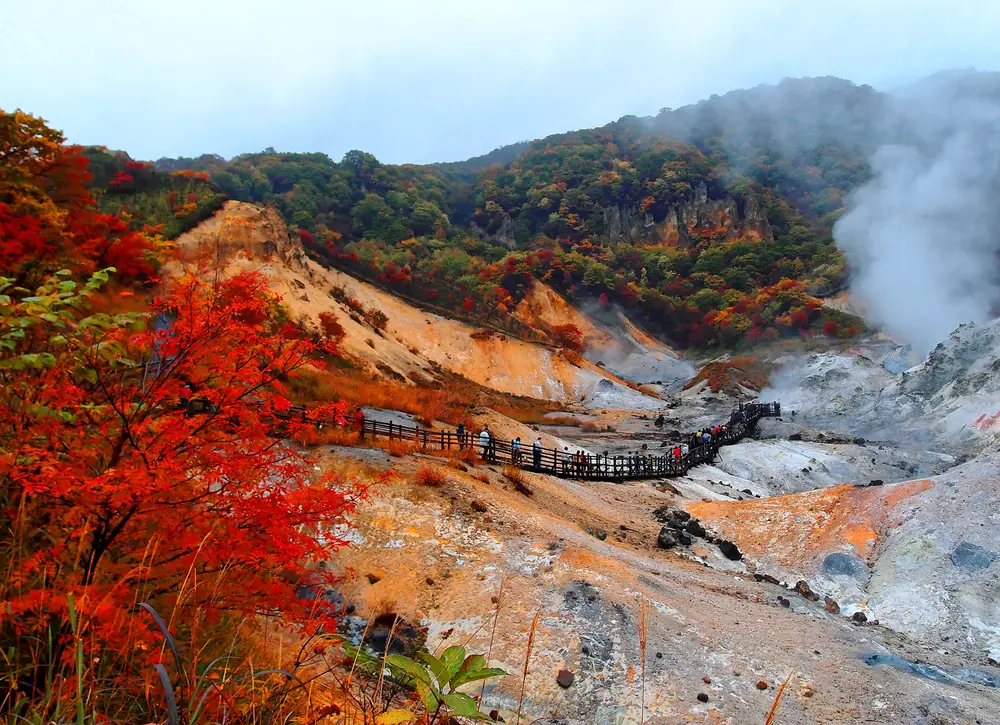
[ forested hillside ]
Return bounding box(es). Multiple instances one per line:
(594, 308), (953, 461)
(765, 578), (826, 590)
(153, 77), (884, 347)
(82, 147), (225, 238)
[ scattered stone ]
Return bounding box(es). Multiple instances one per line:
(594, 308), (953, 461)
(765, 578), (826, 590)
(702, 675), (712, 684)
(794, 580), (820, 602)
(821, 552), (869, 579)
(345, 603), (356, 614)
(755, 573), (781, 585)
(366, 573), (381, 585)
(656, 652), (663, 659)
(425, 578), (435, 586)
(756, 680), (769, 690)
(778, 597), (791, 608)
(852, 611), (868, 624)
(556, 669), (574, 688)
(868, 479), (884, 486)
(951, 541), (997, 571)
(685, 519), (707, 538)
(678, 531), (693, 546)
(594, 529), (607, 541)
(653, 506), (691, 525)
(696, 693), (709, 703)
(581, 645), (590, 655)
(717, 539), (743, 561)
(489, 709), (500, 721)
(657, 527), (678, 549)
(789, 433), (803, 441)
(824, 596), (841, 614)
(471, 500), (487, 512)
(854, 437), (867, 445)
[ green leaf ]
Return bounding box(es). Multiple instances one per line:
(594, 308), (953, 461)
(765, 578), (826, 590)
(439, 646), (466, 685)
(442, 692), (489, 720)
(341, 644), (382, 674)
(415, 680), (440, 712)
(417, 651), (448, 688)
(384, 654), (433, 686)
(450, 666), (507, 690)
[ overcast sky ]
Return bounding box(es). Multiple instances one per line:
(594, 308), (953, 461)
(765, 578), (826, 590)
(3, 0), (998, 164)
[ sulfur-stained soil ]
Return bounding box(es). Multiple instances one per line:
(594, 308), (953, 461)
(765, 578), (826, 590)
(318, 443), (1000, 724)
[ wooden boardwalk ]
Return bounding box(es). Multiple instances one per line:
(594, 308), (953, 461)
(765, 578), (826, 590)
(349, 402), (780, 483)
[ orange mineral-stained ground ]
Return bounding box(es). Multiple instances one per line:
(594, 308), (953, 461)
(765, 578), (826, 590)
(687, 479), (934, 575)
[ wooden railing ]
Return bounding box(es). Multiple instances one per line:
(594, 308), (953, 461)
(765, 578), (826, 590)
(332, 402), (780, 483)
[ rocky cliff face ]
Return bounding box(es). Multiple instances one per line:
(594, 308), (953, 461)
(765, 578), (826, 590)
(603, 182), (773, 246)
(175, 200), (307, 264)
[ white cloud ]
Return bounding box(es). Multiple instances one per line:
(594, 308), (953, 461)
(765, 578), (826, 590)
(2, 0), (1000, 162)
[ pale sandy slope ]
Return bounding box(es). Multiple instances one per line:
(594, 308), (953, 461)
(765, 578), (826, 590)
(172, 202), (638, 403)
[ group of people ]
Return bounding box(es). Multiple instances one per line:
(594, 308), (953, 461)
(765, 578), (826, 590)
(460, 424), (547, 469)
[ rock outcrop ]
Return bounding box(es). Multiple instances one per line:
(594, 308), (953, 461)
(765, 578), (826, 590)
(602, 182), (772, 246)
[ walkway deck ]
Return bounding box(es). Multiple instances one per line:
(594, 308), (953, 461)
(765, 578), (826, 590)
(352, 402), (781, 483)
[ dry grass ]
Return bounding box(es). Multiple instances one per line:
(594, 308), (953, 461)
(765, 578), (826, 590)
(474, 471), (490, 484)
(413, 466), (446, 487)
(638, 594), (648, 724)
(765, 669), (795, 725)
(515, 609), (541, 725)
(287, 365), (473, 427)
(501, 465), (533, 496)
(582, 420), (611, 432)
(538, 414), (585, 427)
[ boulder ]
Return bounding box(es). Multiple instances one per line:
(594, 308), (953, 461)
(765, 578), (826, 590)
(951, 541), (997, 571)
(657, 527), (678, 549)
(794, 580), (820, 602)
(717, 539), (743, 561)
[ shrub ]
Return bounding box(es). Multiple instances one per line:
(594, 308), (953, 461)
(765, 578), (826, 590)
(502, 465), (533, 495)
(822, 320), (840, 337)
(414, 466), (446, 486)
(318, 310), (346, 346)
(364, 306), (389, 331)
(550, 323), (584, 352)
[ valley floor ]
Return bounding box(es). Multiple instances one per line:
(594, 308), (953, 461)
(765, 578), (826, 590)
(317, 405), (1000, 724)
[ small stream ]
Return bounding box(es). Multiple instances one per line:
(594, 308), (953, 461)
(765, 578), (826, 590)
(864, 653), (998, 688)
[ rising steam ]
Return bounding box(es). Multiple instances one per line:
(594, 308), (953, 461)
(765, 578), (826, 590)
(834, 73), (1000, 354)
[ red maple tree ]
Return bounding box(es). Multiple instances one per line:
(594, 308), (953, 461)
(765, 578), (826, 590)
(0, 111), (364, 690)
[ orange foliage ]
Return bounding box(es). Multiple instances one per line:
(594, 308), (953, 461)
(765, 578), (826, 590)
(549, 323), (584, 351)
(1, 111), (364, 697)
(1, 110), (159, 285)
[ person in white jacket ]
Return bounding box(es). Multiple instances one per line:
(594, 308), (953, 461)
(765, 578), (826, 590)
(479, 426), (491, 461)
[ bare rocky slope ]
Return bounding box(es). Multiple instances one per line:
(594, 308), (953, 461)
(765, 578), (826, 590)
(173, 201), (662, 404)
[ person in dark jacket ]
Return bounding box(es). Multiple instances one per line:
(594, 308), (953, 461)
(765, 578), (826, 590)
(532, 438), (543, 470)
